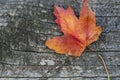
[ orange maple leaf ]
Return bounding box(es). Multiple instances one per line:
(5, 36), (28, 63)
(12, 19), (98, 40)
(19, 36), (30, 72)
(45, 0), (102, 57)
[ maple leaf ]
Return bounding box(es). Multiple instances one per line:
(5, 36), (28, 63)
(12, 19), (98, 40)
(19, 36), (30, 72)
(45, 0), (102, 57)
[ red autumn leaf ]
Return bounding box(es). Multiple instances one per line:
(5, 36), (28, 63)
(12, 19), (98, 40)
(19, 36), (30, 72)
(45, 0), (102, 57)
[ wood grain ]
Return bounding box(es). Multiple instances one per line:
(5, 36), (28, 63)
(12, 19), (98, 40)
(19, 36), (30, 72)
(0, 0), (120, 80)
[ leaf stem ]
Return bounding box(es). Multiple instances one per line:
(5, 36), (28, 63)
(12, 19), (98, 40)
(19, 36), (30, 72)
(98, 54), (110, 80)
(88, 47), (110, 80)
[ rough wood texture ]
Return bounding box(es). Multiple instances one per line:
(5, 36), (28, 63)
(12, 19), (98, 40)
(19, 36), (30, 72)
(0, 0), (120, 80)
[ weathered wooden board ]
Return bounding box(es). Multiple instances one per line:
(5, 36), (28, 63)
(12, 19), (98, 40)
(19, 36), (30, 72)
(0, 0), (120, 80)
(0, 65), (119, 77)
(0, 51), (120, 66)
(0, 78), (119, 80)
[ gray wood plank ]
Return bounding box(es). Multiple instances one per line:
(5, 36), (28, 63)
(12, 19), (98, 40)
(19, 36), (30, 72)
(0, 78), (119, 80)
(0, 0), (120, 18)
(0, 65), (119, 78)
(0, 78), (40, 80)
(0, 51), (119, 66)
